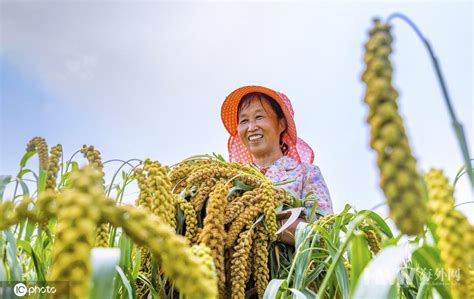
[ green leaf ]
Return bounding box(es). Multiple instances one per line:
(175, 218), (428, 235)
(19, 180), (30, 197)
(411, 245), (450, 299)
(23, 218), (36, 243)
(119, 233), (132, 269)
(264, 279), (288, 299)
(232, 179), (253, 192)
(415, 277), (431, 299)
(359, 210), (393, 238)
(349, 232), (372, 297)
(137, 274), (160, 298)
(90, 248), (121, 299)
(0, 175), (12, 202)
(20, 150), (37, 168)
(289, 288), (308, 298)
(18, 169), (33, 178)
(30, 246), (46, 282)
(37, 168), (47, 194)
(352, 244), (415, 299)
(316, 212), (368, 299)
(115, 266), (134, 299)
(292, 223), (313, 289)
(327, 238), (350, 299)
(3, 229), (22, 281)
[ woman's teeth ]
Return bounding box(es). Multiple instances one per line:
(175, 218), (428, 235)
(248, 134), (263, 141)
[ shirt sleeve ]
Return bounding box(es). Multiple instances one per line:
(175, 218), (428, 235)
(301, 164), (333, 220)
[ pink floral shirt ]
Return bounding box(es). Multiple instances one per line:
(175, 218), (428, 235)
(256, 156), (333, 220)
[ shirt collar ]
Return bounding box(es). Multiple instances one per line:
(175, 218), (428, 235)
(254, 155), (298, 174)
(272, 155), (299, 171)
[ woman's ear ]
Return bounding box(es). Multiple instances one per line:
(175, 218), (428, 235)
(279, 118), (287, 134)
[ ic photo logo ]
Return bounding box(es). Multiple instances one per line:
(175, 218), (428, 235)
(11, 282), (57, 297)
(13, 283), (27, 297)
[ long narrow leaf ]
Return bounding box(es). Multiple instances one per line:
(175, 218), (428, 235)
(4, 229), (22, 281)
(349, 232), (372, 297)
(264, 279), (287, 299)
(0, 175), (11, 202)
(411, 245), (450, 299)
(116, 265), (134, 299)
(353, 244), (415, 299)
(90, 248), (121, 299)
(359, 210), (393, 238)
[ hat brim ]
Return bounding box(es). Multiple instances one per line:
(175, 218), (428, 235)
(221, 85), (297, 145)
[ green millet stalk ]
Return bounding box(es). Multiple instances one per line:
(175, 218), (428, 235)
(101, 200), (217, 299)
(344, 260), (352, 276)
(26, 136), (49, 170)
(365, 230), (381, 255)
(437, 209), (470, 299)
(176, 196), (199, 244)
(134, 167), (152, 211)
(424, 168), (455, 225)
(191, 244), (218, 298)
(145, 160), (176, 229)
(224, 189), (260, 225)
(261, 182), (279, 241)
(226, 200), (264, 248)
(191, 178), (216, 212)
(80, 144), (109, 248)
(42, 144), (61, 231)
(49, 167), (103, 299)
(252, 225), (269, 299)
(362, 18), (427, 235)
(230, 226), (255, 299)
(187, 165), (238, 187)
(45, 144), (62, 190)
(198, 181), (228, 298)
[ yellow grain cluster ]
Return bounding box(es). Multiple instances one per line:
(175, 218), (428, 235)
(40, 144), (63, 230)
(191, 244), (218, 298)
(364, 229), (381, 255)
(230, 226), (255, 299)
(49, 167), (102, 299)
(437, 210), (471, 299)
(192, 178), (217, 212)
(425, 168), (471, 299)
(344, 259), (352, 275)
(425, 169), (455, 223)
(26, 136), (49, 170)
(46, 144), (62, 190)
(224, 189), (259, 224)
(0, 190), (59, 230)
(362, 18), (426, 235)
(198, 181), (228, 298)
(0, 201), (20, 229)
(80, 144), (109, 248)
(80, 145), (105, 180)
(169, 157), (291, 299)
(101, 201), (217, 299)
(134, 167), (152, 211)
(133, 159), (177, 296)
(252, 225), (270, 298)
(261, 182), (279, 242)
(176, 196), (199, 243)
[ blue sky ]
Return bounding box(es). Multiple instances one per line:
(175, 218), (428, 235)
(1, 1), (472, 223)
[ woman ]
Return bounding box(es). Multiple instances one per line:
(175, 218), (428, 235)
(221, 85), (333, 245)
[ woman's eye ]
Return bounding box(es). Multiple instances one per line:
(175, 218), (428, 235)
(256, 115), (264, 120)
(239, 119), (248, 124)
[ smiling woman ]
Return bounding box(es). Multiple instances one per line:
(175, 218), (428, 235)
(221, 85), (333, 245)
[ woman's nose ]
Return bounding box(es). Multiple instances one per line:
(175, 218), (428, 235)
(248, 120), (258, 131)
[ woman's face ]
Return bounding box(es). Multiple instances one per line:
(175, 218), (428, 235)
(237, 96), (286, 158)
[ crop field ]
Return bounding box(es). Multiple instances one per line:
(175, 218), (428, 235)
(0, 17), (473, 299)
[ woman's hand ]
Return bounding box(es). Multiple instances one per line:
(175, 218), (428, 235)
(276, 210), (306, 246)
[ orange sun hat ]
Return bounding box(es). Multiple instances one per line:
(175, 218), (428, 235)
(221, 85), (315, 164)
